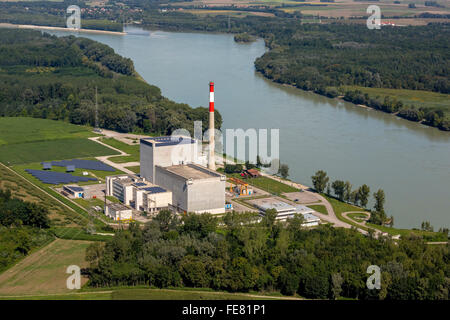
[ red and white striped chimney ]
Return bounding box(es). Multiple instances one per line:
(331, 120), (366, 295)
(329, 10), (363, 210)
(208, 82), (215, 170)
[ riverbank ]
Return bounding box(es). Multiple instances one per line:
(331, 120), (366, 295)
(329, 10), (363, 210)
(0, 23), (127, 35)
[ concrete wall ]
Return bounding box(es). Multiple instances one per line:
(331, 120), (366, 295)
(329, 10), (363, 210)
(155, 166), (189, 211)
(188, 179), (225, 214)
(140, 141), (154, 182)
(140, 139), (201, 183)
(155, 166), (225, 214)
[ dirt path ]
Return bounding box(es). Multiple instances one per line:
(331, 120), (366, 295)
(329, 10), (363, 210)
(89, 137), (135, 175)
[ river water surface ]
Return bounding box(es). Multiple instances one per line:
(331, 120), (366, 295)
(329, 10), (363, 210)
(48, 26), (450, 229)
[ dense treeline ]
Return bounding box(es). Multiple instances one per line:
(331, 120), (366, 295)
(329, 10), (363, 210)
(0, 29), (222, 134)
(86, 210), (450, 300)
(0, 189), (52, 271)
(0, 2), (124, 32)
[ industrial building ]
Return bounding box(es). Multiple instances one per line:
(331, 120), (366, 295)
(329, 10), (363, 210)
(154, 163), (226, 214)
(105, 203), (132, 221)
(250, 198), (320, 227)
(106, 174), (172, 215)
(63, 185), (84, 198)
(139, 82), (226, 215)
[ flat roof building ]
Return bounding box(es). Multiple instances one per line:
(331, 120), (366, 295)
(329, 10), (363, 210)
(140, 136), (206, 184)
(140, 136), (225, 215)
(106, 174), (173, 215)
(250, 198), (320, 226)
(155, 163), (226, 214)
(105, 203), (132, 221)
(63, 185), (84, 198)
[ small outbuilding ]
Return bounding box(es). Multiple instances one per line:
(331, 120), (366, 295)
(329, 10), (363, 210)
(105, 203), (133, 221)
(63, 185), (84, 198)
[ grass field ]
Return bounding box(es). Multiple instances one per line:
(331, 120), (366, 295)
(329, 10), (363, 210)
(50, 227), (113, 241)
(229, 175), (299, 194)
(126, 165), (140, 174)
(0, 287), (285, 300)
(0, 163), (83, 226)
(323, 194), (448, 241)
(0, 138), (119, 165)
(99, 137), (139, 163)
(0, 117), (119, 164)
(308, 204), (328, 215)
(14, 160), (124, 182)
(0, 239), (93, 296)
(342, 86), (450, 119)
(0, 117), (94, 146)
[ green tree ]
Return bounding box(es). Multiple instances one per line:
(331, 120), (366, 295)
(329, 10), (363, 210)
(279, 164), (289, 179)
(358, 184), (371, 208)
(332, 180), (346, 201)
(311, 170), (329, 193)
(344, 181), (352, 203)
(373, 189), (385, 213)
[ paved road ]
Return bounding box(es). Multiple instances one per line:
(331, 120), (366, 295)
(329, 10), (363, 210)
(89, 137), (135, 175)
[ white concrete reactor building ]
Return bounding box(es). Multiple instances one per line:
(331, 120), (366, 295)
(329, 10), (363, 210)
(140, 136), (226, 214)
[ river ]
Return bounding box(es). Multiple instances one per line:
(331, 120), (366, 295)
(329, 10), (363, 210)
(47, 26), (450, 229)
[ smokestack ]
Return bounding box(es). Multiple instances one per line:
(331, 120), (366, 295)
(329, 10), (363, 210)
(208, 82), (215, 171)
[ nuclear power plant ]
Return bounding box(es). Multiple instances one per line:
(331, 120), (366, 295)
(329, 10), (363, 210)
(107, 82), (226, 216)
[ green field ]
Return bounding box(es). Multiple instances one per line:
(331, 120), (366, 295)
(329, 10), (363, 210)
(100, 137), (140, 163)
(228, 175), (298, 194)
(0, 163), (84, 226)
(14, 161), (124, 182)
(308, 204), (328, 215)
(0, 117), (120, 164)
(342, 86), (450, 119)
(126, 165), (140, 174)
(0, 288), (280, 300)
(323, 194), (448, 241)
(0, 239), (93, 297)
(0, 117), (94, 146)
(0, 138), (119, 165)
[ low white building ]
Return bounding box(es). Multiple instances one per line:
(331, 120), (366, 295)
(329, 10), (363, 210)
(105, 203), (132, 221)
(251, 199), (320, 227)
(133, 182), (172, 215)
(106, 174), (173, 215)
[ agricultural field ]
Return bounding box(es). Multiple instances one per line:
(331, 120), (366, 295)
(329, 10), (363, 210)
(0, 117), (94, 146)
(0, 287), (283, 300)
(191, 0), (450, 21)
(341, 86), (450, 119)
(0, 117), (119, 165)
(0, 239), (93, 297)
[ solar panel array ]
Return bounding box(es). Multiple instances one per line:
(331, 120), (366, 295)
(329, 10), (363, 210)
(143, 186), (167, 194)
(42, 162), (52, 170)
(25, 169), (97, 185)
(44, 159), (115, 172)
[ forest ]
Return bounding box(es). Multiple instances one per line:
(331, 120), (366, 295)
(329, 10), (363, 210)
(0, 1), (123, 32)
(0, 189), (52, 272)
(85, 210), (450, 300)
(0, 29), (222, 135)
